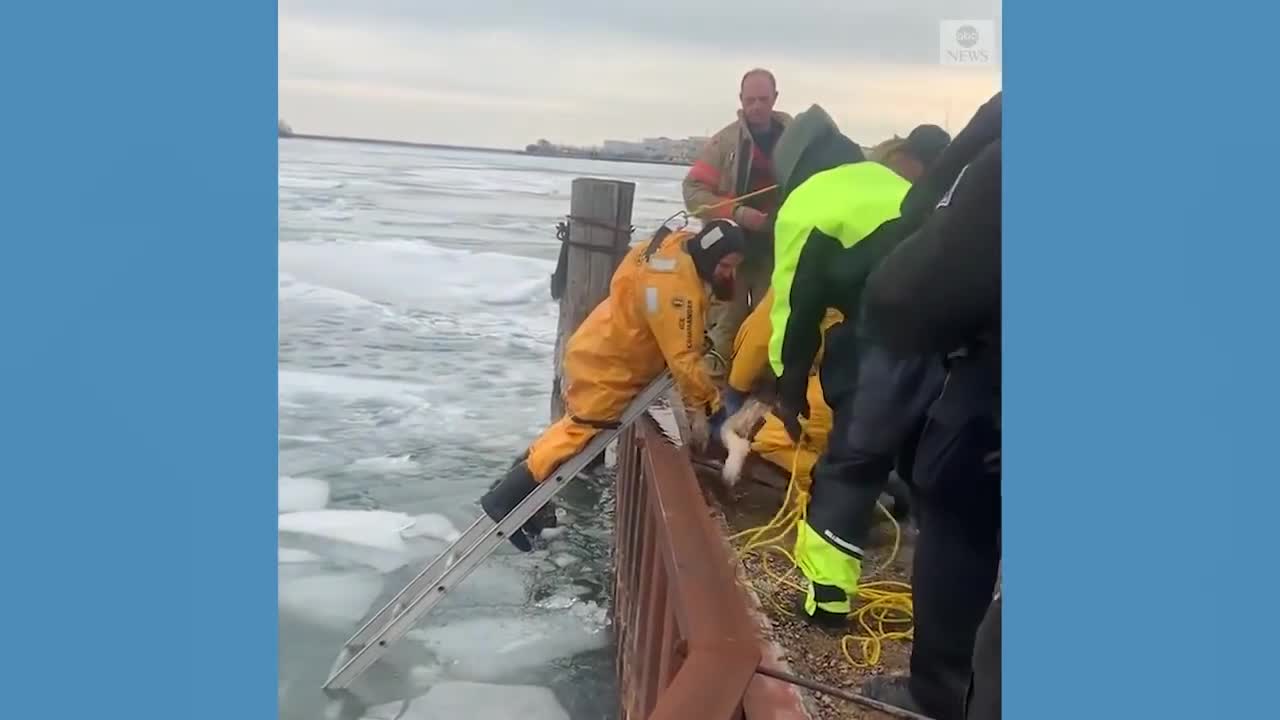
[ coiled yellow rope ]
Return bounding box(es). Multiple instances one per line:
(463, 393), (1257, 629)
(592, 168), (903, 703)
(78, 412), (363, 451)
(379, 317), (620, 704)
(728, 438), (915, 670)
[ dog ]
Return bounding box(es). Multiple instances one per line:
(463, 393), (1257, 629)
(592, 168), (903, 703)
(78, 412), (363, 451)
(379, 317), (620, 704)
(718, 396), (771, 488)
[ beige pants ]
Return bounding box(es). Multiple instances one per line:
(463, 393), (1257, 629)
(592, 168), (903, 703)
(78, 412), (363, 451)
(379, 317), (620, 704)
(705, 250), (773, 380)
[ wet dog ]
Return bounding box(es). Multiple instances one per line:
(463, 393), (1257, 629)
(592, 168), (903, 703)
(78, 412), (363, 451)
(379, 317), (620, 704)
(718, 397), (770, 488)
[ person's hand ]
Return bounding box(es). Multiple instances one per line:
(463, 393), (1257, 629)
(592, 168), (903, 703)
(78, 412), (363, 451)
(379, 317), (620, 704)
(737, 207), (768, 231)
(772, 371), (810, 444)
(771, 394), (810, 445)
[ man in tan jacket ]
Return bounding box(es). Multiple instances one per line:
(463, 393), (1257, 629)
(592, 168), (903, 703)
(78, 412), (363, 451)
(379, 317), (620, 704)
(683, 68), (791, 378)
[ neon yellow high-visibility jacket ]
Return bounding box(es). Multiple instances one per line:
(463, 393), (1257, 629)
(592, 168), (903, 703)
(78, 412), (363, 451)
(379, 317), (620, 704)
(765, 105), (912, 408)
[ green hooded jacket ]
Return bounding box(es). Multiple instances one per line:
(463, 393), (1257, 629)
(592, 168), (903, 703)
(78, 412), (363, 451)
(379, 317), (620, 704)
(766, 105), (913, 407)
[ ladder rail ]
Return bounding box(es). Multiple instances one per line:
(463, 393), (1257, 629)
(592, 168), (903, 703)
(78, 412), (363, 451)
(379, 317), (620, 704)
(322, 372), (677, 691)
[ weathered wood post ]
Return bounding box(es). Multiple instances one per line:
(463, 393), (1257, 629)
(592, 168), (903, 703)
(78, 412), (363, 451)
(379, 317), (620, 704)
(549, 177), (636, 422)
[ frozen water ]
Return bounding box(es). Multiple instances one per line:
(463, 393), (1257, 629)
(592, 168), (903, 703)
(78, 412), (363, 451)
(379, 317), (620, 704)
(279, 139), (686, 719)
(278, 547), (324, 564)
(409, 664), (443, 686)
(534, 594), (580, 611)
(362, 682), (570, 720)
(407, 607), (611, 683)
(550, 552), (580, 568)
(279, 475), (331, 513)
(349, 454), (421, 474)
(278, 565), (384, 629)
(539, 527), (568, 540)
(278, 509), (415, 572)
(402, 513), (462, 543)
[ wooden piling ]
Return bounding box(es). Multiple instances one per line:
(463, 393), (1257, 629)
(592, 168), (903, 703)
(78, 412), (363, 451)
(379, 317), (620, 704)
(550, 177), (637, 421)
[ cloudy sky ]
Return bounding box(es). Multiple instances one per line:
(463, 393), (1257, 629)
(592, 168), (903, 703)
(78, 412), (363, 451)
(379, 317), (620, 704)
(279, 0), (1002, 149)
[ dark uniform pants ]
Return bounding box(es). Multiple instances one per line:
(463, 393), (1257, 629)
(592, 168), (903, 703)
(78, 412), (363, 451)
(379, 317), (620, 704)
(805, 329), (945, 561)
(965, 592), (1002, 720)
(795, 325), (945, 613)
(907, 405), (1002, 720)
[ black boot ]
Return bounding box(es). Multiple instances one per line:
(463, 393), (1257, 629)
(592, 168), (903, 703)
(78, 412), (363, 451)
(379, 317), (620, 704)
(861, 675), (933, 718)
(479, 460), (556, 552)
(790, 593), (849, 632)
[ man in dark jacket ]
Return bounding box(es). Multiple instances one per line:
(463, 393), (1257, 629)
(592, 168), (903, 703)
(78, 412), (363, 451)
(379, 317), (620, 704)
(858, 93), (1002, 720)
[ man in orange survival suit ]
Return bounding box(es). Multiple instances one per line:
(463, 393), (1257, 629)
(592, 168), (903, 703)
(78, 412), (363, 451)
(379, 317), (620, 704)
(480, 219), (747, 551)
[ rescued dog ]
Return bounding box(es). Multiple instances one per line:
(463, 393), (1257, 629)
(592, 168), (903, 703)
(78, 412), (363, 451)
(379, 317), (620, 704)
(718, 396), (771, 488)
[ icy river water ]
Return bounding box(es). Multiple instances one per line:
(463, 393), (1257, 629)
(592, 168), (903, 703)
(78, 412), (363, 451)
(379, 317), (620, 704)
(278, 138), (689, 720)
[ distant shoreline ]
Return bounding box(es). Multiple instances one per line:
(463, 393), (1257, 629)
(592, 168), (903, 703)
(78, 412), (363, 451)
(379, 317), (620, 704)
(284, 133), (692, 168)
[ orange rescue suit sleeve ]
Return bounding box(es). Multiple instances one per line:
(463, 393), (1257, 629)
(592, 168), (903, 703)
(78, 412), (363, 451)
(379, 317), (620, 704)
(640, 264), (722, 415)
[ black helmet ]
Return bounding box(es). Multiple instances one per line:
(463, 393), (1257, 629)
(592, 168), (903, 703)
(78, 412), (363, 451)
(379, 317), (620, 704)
(686, 219), (746, 281)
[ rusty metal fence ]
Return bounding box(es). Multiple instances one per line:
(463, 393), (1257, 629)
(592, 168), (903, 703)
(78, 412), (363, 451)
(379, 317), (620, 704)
(612, 415), (810, 720)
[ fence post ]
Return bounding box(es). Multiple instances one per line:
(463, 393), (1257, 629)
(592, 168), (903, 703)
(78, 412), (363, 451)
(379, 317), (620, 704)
(550, 177), (636, 421)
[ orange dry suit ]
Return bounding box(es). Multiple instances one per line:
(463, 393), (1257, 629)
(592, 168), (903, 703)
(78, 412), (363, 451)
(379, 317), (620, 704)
(524, 229), (723, 481)
(728, 287), (842, 491)
(480, 220), (746, 552)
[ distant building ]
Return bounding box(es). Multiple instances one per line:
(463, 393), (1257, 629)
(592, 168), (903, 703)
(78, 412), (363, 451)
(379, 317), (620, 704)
(526, 133), (704, 165)
(597, 135), (708, 162)
(602, 140), (633, 155)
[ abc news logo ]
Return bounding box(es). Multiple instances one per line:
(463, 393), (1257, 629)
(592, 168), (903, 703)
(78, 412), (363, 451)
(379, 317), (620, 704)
(941, 20), (997, 66)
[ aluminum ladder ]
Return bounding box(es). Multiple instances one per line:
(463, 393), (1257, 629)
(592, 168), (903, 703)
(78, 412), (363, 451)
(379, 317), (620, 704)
(322, 371), (677, 690)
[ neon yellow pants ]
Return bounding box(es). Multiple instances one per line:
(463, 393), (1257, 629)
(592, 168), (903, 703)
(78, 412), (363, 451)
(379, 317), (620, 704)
(795, 519), (863, 615)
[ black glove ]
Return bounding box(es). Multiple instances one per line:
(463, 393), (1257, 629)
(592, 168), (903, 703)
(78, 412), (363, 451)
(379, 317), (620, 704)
(479, 459), (555, 552)
(772, 371), (810, 444)
(771, 394), (809, 445)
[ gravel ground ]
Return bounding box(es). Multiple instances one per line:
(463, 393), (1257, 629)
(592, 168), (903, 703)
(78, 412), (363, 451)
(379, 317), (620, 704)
(695, 460), (921, 720)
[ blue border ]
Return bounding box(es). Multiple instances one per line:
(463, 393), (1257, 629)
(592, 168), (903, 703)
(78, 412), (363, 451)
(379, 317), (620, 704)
(2, 2), (278, 716)
(4, 1), (1280, 717)
(1007, 2), (1280, 717)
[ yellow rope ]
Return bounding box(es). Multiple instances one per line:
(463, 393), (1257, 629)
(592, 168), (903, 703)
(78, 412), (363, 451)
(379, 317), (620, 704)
(688, 184), (779, 218)
(729, 436), (915, 671)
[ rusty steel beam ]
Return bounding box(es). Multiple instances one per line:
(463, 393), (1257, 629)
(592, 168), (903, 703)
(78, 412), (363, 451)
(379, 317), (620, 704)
(755, 666), (936, 720)
(612, 417), (810, 719)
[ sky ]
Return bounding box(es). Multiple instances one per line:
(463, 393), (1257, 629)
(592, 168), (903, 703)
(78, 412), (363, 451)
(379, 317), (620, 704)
(279, 0), (1003, 149)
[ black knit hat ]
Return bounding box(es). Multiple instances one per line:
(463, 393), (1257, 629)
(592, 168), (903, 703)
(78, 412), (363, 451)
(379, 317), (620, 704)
(900, 91), (1001, 230)
(904, 124), (952, 169)
(686, 219), (746, 281)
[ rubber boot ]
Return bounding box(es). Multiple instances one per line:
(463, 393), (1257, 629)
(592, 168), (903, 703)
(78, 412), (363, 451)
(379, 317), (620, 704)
(479, 459), (556, 552)
(860, 676), (934, 719)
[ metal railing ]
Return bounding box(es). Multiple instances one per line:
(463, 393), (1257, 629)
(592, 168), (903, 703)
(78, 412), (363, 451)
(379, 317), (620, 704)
(612, 415), (810, 720)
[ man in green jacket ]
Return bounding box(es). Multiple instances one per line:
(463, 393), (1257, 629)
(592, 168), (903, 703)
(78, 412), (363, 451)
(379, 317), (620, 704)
(766, 105), (947, 624)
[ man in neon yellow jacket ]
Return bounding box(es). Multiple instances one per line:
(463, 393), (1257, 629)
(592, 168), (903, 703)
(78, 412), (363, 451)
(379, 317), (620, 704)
(765, 106), (946, 625)
(722, 125), (951, 490)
